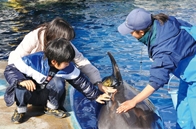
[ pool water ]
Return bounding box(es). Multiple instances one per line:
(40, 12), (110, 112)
(1, 0), (196, 129)
(0, 79), (7, 97)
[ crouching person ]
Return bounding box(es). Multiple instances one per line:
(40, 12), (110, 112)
(4, 38), (116, 124)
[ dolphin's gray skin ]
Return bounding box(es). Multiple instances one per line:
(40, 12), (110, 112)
(98, 52), (164, 129)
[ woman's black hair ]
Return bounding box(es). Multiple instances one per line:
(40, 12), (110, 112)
(44, 38), (75, 65)
(152, 13), (169, 25)
(136, 13), (169, 33)
(36, 17), (75, 50)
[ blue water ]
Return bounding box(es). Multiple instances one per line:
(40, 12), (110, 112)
(0, 79), (7, 96)
(1, 0), (196, 129)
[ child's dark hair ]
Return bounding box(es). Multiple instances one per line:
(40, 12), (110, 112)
(44, 38), (75, 65)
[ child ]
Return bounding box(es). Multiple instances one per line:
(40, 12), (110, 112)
(4, 38), (115, 124)
(116, 8), (196, 129)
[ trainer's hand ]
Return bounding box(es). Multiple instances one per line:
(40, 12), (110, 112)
(116, 99), (136, 113)
(117, 84), (155, 113)
(18, 80), (36, 91)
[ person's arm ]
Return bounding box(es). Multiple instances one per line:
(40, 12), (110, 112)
(71, 44), (112, 93)
(66, 72), (116, 104)
(71, 44), (102, 84)
(116, 84), (155, 113)
(8, 28), (42, 64)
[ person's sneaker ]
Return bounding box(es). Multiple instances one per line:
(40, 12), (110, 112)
(44, 107), (67, 118)
(11, 109), (25, 124)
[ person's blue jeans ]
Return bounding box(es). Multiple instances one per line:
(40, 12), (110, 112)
(15, 77), (65, 111)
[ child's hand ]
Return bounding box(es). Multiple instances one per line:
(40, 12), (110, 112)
(96, 93), (111, 104)
(18, 80), (36, 91)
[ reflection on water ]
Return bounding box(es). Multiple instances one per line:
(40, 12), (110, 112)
(0, 0), (196, 129)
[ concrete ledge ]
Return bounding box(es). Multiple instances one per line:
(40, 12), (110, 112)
(0, 60), (7, 74)
(0, 98), (74, 129)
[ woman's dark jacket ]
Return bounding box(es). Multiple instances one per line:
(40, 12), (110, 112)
(140, 16), (196, 90)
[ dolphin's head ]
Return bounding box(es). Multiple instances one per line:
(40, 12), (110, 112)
(102, 75), (119, 88)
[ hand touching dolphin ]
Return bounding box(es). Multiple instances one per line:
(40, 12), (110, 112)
(116, 84), (155, 113)
(96, 87), (116, 104)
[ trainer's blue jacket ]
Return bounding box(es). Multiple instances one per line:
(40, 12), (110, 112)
(4, 52), (101, 106)
(138, 16), (196, 90)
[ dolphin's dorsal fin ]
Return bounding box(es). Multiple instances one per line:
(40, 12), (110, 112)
(107, 52), (123, 85)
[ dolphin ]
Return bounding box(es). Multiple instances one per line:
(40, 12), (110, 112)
(98, 52), (164, 129)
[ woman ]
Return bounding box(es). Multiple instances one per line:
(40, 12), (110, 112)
(116, 8), (196, 129)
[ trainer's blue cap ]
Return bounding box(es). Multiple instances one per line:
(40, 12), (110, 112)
(118, 8), (152, 35)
